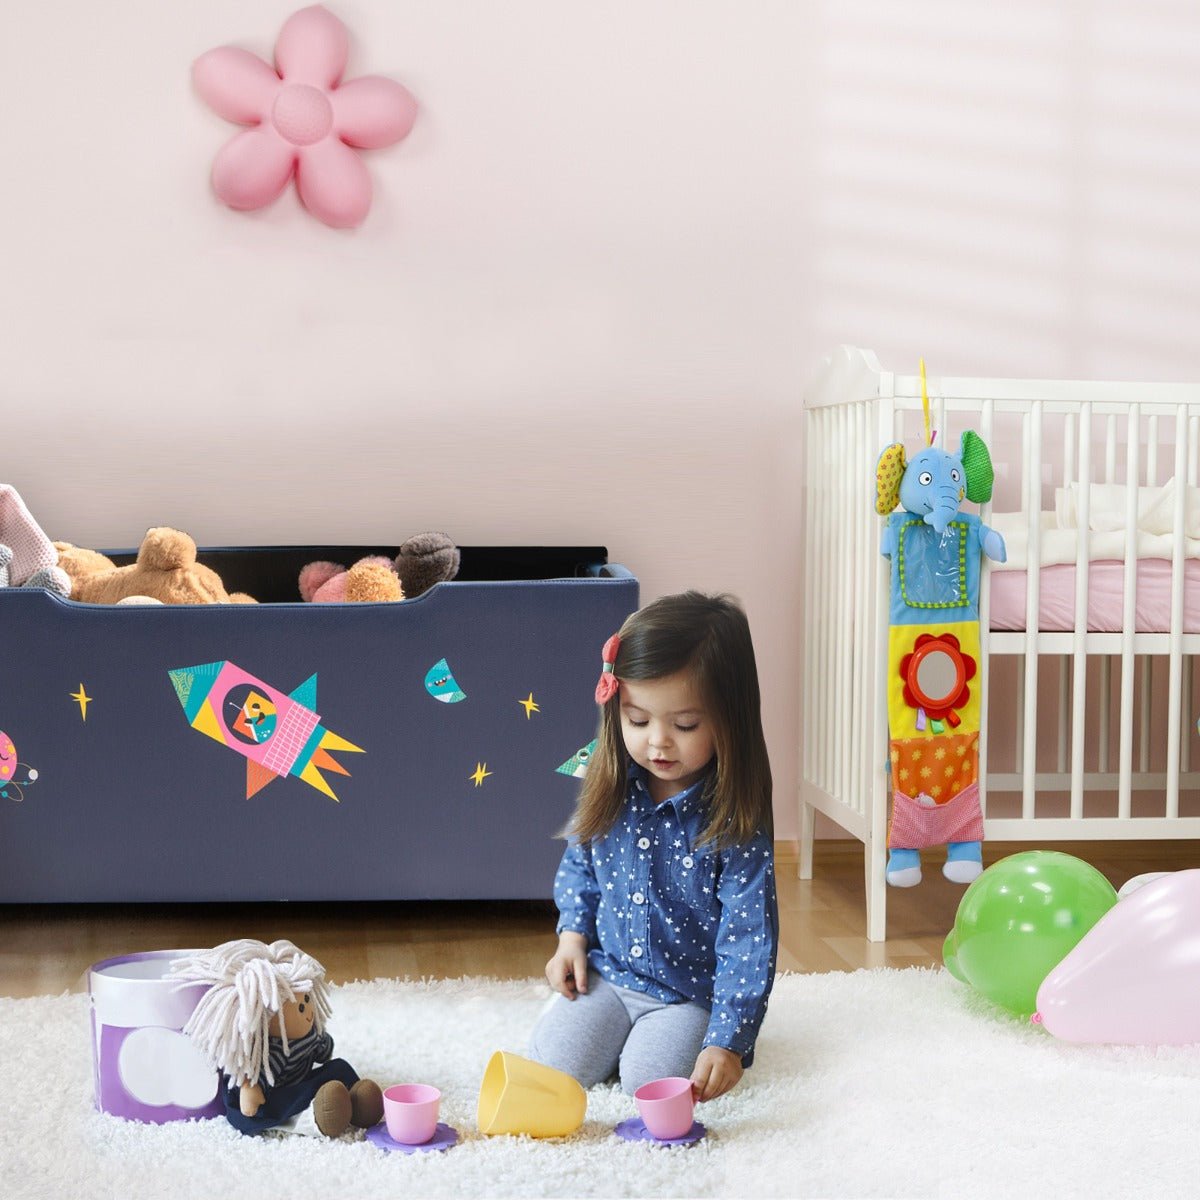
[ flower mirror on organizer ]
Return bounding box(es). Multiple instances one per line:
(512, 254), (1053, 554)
(900, 632), (976, 732)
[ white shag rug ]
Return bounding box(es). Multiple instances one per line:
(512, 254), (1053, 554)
(4, 969), (1200, 1200)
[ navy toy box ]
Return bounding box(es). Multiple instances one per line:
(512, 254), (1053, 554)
(0, 545), (636, 903)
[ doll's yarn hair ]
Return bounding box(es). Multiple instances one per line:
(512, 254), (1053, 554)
(170, 939), (333, 1087)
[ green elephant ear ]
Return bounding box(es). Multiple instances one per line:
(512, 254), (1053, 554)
(960, 430), (995, 504)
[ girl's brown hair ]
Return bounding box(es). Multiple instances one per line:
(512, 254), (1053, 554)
(564, 591), (772, 851)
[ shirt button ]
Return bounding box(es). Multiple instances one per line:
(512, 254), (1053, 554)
(630, 945), (644, 958)
(632, 892), (646, 905)
(682, 856), (694, 869)
(637, 837), (651, 850)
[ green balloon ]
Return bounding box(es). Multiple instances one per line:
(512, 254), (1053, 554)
(942, 851), (1118, 1015)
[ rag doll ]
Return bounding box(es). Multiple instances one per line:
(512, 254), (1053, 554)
(170, 938), (382, 1136)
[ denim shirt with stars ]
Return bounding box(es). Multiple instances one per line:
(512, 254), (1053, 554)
(554, 765), (778, 1065)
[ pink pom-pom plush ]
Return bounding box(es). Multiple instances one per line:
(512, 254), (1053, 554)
(299, 560), (344, 602)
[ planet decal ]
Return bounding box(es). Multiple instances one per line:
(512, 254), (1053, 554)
(0, 731), (38, 802)
(425, 658), (466, 703)
(555, 739), (597, 779)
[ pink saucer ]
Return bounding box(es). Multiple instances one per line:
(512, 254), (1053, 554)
(614, 1117), (706, 1146)
(366, 1121), (459, 1153)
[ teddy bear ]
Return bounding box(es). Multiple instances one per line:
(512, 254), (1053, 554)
(54, 528), (258, 605)
(299, 532), (460, 603)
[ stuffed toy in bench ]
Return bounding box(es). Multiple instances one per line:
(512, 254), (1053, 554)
(54, 528), (258, 605)
(0, 484), (70, 596)
(299, 531), (460, 603)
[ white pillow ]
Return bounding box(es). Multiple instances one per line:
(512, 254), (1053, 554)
(1054, 480), (1184, 533)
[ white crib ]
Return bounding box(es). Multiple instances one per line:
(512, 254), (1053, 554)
(800, 347), (1200, 941)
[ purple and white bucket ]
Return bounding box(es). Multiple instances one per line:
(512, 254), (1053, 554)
(88, 950), (223, 1123)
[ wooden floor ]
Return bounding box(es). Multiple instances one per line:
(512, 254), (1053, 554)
(0, 841), (1192, 998)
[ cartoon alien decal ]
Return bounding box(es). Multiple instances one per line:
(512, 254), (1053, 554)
(424, 658), (466, 704)
(555, 739), (597, 779)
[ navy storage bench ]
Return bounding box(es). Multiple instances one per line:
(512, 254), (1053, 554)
(0, 546), (637, 903)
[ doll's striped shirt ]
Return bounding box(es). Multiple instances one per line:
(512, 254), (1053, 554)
(265, 1027), (334, 1087)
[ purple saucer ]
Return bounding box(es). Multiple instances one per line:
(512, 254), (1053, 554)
(365, 1121), (460, 1153)
(614, 1117), (706, 1146)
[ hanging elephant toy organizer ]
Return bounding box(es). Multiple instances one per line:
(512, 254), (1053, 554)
(875, 362), (1007, 888)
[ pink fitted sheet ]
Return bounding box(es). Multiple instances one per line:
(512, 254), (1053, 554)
(989, 559), (1200, 633)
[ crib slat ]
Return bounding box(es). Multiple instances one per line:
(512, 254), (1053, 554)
(1057, 658), (1069, 774)
(836, 407), (851, 807)
(814, 410), (830, 793)
(1098, 657), (1111, 773)
(1140, 659), (1152, 775)
(868, 397), (897, 943)
(1069, 404), (1092, 819)
(978, 398), (995, 819)
(1023, 404), (1043, 819)
(1165, 407), (1188, 818)
(1187, 417), (1199, 775)
(1118, 407), (1139, 819)
(1184, 657), (1193, 776)
(803, 410), (819, 800)
(851, 402), (867, 828)
(1015, 658), (1025, 773)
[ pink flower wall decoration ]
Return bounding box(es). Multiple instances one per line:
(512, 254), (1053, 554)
(193, 5), (418, 229)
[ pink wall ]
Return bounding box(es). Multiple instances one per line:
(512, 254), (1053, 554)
(4, 2), (1200, 839)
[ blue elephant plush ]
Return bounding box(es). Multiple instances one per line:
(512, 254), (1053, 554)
(875, 431), (1006, 887)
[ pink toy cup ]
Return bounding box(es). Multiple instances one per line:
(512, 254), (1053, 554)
(383, 1084), (441, 1144)
(633, 1076), (695, 1140)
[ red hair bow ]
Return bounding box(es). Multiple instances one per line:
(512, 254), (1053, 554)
(594, 634), (621, 704)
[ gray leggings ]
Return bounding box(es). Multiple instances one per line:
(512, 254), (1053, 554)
(528, 969), (710, 1094)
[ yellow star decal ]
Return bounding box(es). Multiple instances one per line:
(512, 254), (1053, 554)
(518, 692), (540, 719)
(70, 683), (92, 722)
(469, 762), (493, 787)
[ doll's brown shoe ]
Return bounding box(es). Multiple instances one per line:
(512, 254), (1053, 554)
(312, 1080), (353, 1137)
(350, 1079), (385, 1128)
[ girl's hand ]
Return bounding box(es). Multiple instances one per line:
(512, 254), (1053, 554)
(545, 931), (589, 999)
(690, 1046), (743, 1102)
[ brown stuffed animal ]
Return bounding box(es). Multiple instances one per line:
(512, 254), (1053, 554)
(54, 529), (257, 605)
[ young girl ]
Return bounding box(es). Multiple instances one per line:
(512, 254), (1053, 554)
(529, 591), (778, 1103)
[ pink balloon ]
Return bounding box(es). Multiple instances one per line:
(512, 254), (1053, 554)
(192, 5), (417, 228)
(1035, 869), (1200, 1044)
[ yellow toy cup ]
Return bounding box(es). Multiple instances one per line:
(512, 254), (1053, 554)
(476, 1051), (586, 1138)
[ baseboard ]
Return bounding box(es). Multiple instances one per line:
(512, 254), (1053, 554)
(777, 837), (1200, 869)
(775, 838), (872, 866)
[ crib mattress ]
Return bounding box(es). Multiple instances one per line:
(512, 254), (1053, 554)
(989, 559), (1200, 633)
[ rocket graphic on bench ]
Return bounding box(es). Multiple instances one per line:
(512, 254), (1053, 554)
(169, 661), (363, 801)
